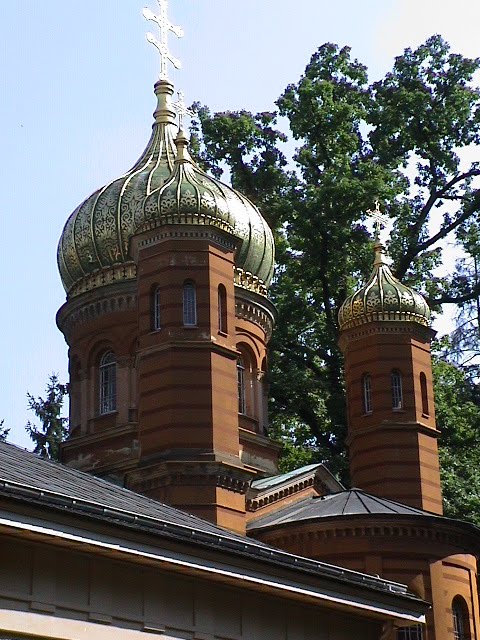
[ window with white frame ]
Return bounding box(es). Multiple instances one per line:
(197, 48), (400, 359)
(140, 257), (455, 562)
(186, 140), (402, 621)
(99, 351), (116, 414)
(391, 369), (403, 410)
(397, 625), (423, 640)
(183, 281), (197, 326)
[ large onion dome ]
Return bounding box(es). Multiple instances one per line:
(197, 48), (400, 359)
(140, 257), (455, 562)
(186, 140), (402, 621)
(57, 81), (275, 298)
(338, 240), (430, 330)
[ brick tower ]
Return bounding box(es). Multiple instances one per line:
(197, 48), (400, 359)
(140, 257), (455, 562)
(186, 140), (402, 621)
(338, 238), (442, 514)
(56, 74), (279, 533)
(250, 238), (480, 639)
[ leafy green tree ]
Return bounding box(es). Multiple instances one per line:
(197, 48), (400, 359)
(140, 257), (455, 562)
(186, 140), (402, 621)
(433, 348), (480, 525)
(26, 373), (68, 461)
(191, 37), (480, 483)
(445, 225), (480, 367)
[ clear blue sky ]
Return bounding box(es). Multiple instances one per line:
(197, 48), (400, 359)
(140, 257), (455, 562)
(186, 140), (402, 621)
(2, 0), (480, 447)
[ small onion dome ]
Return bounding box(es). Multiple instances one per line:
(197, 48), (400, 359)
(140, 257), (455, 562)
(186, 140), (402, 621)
(57, 80), (275, 298)
(338, 240), (431, 331)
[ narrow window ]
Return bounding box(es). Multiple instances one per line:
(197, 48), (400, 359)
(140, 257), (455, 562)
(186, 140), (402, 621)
(453, 596), (470, 640)
(218, 284), (227, 334)
(237, 357), (246, 414)
(362, 374), (372, 414)
(183, 281), (197, 326)
(391, 369), (403, 410)
(420, 372), (429, 415)
(99, 351), (116, 414)
(152, 285), (161, 331)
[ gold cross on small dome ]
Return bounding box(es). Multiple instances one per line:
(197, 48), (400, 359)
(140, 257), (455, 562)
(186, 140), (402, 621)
(366, 200), (388, 240)
(174, 91), (194, 130)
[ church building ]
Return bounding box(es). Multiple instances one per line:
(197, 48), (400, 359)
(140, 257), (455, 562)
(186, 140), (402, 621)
(0, 3), (478, 639)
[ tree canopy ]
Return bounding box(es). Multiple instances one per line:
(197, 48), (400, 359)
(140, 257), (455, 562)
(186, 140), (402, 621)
(433, 347), (480, 525)
(191, 35), (480, 493)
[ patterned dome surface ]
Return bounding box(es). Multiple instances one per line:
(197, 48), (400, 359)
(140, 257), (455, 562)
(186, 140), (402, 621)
(57, 81), (275, 298)
(338, 242), (430, 330)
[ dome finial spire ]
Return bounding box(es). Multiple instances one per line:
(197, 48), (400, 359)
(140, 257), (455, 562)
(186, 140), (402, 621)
(143, 0), (184, 81)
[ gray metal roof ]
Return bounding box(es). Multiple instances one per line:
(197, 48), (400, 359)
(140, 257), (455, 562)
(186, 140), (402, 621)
(248, 489), (440, 531)
(250, 463), (322, 491)
(0, 441), (420, 599)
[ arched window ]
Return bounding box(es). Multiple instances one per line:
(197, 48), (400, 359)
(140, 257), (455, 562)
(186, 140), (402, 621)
(362, 374), (372, 414)
(391, 369), (403, 410)
(152, 285), (161, 331)
(237, 348), (258, 420)
(420, 372), (429, 416)
(99, 351), (116, 414)
(237, 357), (246, 414)
(453, 596), (470, 640)
(183, 281), (197, 326)
(218, 284), (227, 334)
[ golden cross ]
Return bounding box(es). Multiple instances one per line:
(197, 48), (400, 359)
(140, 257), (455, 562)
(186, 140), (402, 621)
(174, 91), (194, 130)
(366, 200), (388, 240)
(143, 0), (184, 81)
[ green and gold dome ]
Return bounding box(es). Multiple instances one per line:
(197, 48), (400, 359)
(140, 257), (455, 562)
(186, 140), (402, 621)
(338, 240), (430, 330)
(57, 80), (275, 298)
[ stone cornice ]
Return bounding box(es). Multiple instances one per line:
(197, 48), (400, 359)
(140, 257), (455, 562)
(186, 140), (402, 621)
(68, 263), (137, 298)
(235, 288), (277, 339)
(57, 280), (137, 342)
(239, 427), (282, 450)
(128, 460), (254, 495)
(253, 512), (480, 555)
(339, 321), (436, 351)
(132, 225), (239, 255)
(247, 474), (330, 512)
(61, 422), (139, 451)
(347, 420), (440, 445)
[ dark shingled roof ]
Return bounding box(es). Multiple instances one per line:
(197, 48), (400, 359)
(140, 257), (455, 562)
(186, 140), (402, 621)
(0, 441), (420, 599)
(0, 440), (254, 541)
(248, 488), (440, 531)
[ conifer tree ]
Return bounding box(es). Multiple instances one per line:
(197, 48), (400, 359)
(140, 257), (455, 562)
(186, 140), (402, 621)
(26, 373), (68, 461)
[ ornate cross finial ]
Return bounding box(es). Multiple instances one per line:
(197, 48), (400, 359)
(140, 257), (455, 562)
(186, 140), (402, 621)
(174, 91), (194, 130)
(143, 0), (184, 81)
(366, 200), (388, 241)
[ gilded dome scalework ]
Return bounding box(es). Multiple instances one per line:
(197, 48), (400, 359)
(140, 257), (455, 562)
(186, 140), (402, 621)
(57, 81), (275, 298)
(338, 241), (431, 331)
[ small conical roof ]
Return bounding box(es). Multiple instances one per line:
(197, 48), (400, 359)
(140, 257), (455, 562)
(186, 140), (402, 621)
(338, 240), (430, 331)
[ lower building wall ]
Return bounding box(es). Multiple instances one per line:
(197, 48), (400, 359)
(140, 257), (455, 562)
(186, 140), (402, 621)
(253, 522), (479, 640)
(0, 535), (383, 640)
(430, 555), (480, 640)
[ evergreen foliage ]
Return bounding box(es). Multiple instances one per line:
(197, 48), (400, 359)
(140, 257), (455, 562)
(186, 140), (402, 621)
(0, 420), (9, 442)
(26, 373), (68, 461)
